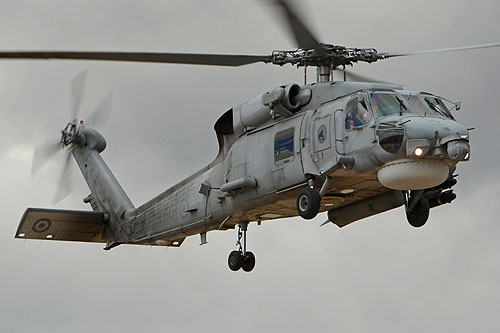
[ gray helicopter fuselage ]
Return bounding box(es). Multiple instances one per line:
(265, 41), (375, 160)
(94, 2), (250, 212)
(10, 0), (490, 273)
(70, 81), (468, 246)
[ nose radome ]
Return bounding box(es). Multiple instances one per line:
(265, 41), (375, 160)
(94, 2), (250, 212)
(377, 159), (450, 190)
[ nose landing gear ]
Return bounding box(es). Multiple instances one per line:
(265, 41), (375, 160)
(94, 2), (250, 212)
(228, 222), (256, 272)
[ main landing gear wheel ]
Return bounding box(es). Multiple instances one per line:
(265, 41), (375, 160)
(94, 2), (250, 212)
(406, 197), (430, 228)
(242, 252), (256, 272)
(228, 250), (243, 271)
(228, 222), (256, 272)
(296, 187), (321, 219)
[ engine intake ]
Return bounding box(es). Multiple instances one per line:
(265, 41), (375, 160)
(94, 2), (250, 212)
(233, 83), (311, 136)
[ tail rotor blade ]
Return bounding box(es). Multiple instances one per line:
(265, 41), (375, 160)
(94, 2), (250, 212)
(31, 140), (61, 177)
(32, 70), (91, 203)
(53, 151), (73, 203)
(70, 69), (87, 122)
(86, 91), (112, 128)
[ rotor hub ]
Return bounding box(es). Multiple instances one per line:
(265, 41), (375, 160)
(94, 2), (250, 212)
(271, 44), (383, 69)
(61, 122), (78, 147)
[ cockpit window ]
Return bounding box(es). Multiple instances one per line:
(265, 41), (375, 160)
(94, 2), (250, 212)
(370, 92), (411, 118)
(401, 93), (455, 119)
(345, 95), (372, 130)
(424, 96), (454, 119)
(405, 94), (430, 116)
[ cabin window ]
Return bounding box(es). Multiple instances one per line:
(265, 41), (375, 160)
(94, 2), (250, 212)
(274, 128), (295, 165)
(345, 96), (372, 130)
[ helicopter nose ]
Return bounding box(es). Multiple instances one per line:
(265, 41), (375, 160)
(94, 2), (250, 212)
(400, 117), (470, 159)
(401, 117), (468, 142)
(376, 117), (470, 190)
(404, 135), (470, 161)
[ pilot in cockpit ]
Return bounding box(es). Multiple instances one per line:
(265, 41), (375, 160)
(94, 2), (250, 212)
(345, 96), (371, 130)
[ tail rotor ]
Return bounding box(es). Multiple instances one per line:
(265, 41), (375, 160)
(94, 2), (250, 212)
(31, 70), (112, 203)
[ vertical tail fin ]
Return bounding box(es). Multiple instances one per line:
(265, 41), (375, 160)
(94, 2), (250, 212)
(72, 126), (135, 239)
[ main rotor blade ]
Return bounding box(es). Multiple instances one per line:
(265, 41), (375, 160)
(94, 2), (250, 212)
(334, 68), (401, 85)
(269, 0), (325, 53)
(53, 151), (73, 203)
(0, 51), (272, 67)
(383, 42), (500, 58)
(86, 91), (112, 129)
(70, 69), (87, 122)
(31, 140), (61, 177)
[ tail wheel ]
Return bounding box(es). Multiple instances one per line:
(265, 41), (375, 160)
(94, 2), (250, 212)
(228, 250), (243, 271)
(406, 197), (430, 228)
(296, 188), (321, 219)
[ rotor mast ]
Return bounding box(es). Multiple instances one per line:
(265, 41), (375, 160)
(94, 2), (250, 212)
(318, 65), (331, 82)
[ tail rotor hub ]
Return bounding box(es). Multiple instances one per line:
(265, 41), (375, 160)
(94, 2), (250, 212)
(61, 122), (79, 147)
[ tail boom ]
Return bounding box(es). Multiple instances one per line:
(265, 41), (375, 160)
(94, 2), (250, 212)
(72, 126), (135, 240)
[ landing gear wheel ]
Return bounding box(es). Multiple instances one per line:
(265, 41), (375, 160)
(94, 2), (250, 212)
(228, 250), (243, 271)
(228, 223), (257, 272)
(406, 197), (430, 228)
(297, 187), (321, 220)
(242, 251), (256, 272)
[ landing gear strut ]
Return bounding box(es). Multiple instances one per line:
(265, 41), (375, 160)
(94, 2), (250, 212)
(228, 222), (255, 272)
(405, 190), (430, 228)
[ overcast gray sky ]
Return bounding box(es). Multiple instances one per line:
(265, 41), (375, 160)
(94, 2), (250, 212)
(1, 0), (499, 332)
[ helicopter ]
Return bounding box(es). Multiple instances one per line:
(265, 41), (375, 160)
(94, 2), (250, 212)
(5, 0), (499, 272)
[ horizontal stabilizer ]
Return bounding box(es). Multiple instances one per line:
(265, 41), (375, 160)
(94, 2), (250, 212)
(16, 208), (107, 243)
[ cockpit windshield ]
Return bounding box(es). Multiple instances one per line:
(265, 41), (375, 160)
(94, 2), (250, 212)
(402, 93), (455, 119)
(370, 92), (411, 118)
(405, 94), (431, 116)
(423, 96), (454, 119)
